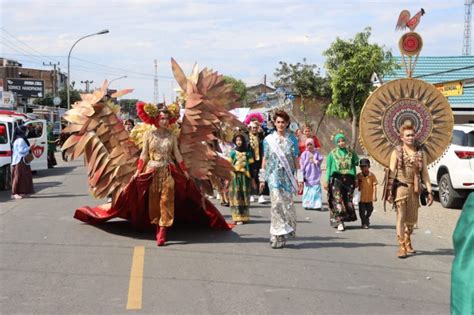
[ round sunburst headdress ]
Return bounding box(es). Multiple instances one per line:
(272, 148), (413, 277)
(359, 10), (453, 167)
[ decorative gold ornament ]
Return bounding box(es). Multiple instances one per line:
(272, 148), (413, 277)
(360, 78), (454, 167)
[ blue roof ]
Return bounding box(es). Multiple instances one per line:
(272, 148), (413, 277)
(383, 56), (474, 109)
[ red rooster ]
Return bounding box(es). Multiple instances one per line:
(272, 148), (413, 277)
(396, 8), (425, 31)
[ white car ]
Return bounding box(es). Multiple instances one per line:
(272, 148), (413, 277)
(428, 124), (474, 208)
(0, 112), (48, 190)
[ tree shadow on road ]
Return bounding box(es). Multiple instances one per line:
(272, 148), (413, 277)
(32, 181), (63, 193)
(412, 248), (454, 257)
(33, 165), (77, 178)
(28, 193), (89, 199)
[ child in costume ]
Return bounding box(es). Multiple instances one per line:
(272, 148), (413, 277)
(228, 134), (254, 224)
(356, 158), (378, 229)
(300, 138), (323, 210)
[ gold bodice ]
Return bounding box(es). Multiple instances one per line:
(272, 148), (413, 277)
(142, 129), (176, 168)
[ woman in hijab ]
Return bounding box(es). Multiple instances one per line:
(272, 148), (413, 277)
(324, 132), (359, 231)
(11, 125), (35, 199)
(300, 138), (324, 210)
(228, 134), (254, 224)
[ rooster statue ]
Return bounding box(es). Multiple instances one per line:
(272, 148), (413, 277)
(396, 8), (425, 32)
(62, 59), (246, 245)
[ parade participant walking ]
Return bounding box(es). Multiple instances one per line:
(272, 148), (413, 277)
(247, 120), (267, 203)
(300, 138), (323, 210)
(11, 125), (34, 199)
(388, 122), (433, 258)
(135, 107), (189, 246)
(228, 134), (254, 224)
(298, 123), (321, 154)
(259, 110), (302, 249)
(47, 123), (57, 168)
(324, 132), (359, 231)
(357, 158), (378, 229)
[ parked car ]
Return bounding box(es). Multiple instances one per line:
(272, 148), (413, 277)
(428, 124), (474, 208)
(0, 111), (48, 190)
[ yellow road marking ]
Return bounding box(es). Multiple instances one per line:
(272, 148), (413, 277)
(126, 246), (145, 310)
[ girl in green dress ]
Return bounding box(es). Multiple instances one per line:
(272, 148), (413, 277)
(324, 133), (359, 231)
(228, 134), (254, 224)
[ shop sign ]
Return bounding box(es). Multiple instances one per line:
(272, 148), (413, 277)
(435, 81), (463, 97)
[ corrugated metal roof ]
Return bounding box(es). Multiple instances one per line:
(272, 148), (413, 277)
(383, 56), (474, 108)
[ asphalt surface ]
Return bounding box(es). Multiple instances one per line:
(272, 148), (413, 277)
(0, 155), (457, 314)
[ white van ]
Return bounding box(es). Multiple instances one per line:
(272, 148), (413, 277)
(0, 111), (48, 190)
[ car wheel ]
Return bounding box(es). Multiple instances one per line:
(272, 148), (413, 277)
(439, 173), (462, 208)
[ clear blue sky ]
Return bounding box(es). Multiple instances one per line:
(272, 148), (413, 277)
(0, 0), (467, 102)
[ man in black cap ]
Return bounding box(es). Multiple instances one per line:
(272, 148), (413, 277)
(356, 158), (378, 229)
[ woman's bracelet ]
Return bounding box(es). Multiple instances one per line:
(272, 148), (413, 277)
(259, 168), (265, 182)
(296, 169), (304, 182)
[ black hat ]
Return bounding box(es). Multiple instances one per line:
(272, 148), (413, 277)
(359, 158), (370, 167)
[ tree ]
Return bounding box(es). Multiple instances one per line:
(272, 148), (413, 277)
(223, 75), (248, 106)
(273, 58), (331, 114)
(119, 99), (139, 118)
(323, 27), (398, 149)
(33, 88), (81, 108)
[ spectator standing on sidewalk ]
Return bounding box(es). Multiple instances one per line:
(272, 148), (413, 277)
(357, 158), (378, 229)
(11, 125), (35, 199)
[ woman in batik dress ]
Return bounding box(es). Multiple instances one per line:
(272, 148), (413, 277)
(228, 134), (254, 224)
(324, 133), (359, 231)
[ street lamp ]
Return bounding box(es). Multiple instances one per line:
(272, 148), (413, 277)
(66, 29), (109, 110)
(109, 75), (127, 87)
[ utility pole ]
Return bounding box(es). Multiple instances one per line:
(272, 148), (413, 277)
(263, 74), (267, 94)
(153, 59), (159, 104)
(80, 80), (94, 93)
(43, 61), (60, 97)
(464, 0), (473, 56)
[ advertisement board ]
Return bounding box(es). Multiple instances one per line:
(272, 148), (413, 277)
(6, 78), (44, 98)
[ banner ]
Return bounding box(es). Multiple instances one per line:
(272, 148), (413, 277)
(435, 81), (463, 97)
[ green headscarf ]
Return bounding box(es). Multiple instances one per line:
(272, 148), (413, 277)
(334, 133), (346, 145)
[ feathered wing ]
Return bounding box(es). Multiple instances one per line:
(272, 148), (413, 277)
(171, 58), (246, 181)
(396, 10), (410, 30)
(62, 81), (140, 202)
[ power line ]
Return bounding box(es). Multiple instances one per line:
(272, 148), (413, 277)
(0, 27), (53, 62)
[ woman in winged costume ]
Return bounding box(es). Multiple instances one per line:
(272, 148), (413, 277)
(63, 59), (244, 246)
(135, 103), (188, 246)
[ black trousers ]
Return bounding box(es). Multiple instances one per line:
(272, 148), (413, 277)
(359, 202), (374, 226)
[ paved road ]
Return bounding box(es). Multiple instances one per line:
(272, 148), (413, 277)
(0, 155), (457, 314)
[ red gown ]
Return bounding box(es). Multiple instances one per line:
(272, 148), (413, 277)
(74, 164), (232, 231)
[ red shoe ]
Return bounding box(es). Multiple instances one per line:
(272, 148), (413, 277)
(156, 226), (167, 246)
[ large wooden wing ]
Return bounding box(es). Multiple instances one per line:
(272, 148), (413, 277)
(62, 81), (140, 201)
(171, 58), (246, 180)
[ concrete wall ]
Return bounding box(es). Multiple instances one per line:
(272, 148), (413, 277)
(289, 96), (365, 155)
